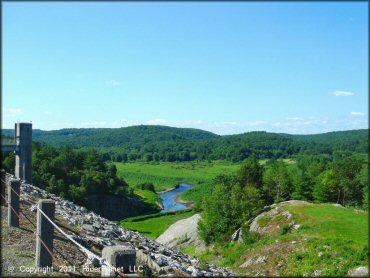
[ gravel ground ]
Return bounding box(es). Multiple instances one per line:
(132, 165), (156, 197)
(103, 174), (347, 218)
(1, 201), (92, 277)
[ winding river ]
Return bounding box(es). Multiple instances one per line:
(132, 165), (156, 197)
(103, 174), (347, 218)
(160, 183), (193, 213)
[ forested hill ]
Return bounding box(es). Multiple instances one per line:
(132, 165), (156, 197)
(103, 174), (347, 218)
(1, 126), (368, 162)
(1, 125), (219, 147)
(282, 129), (368, 149)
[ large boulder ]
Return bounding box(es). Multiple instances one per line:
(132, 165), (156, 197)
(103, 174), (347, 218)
(156, 214), (206, 253)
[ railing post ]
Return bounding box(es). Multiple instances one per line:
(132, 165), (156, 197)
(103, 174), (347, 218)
(101, 243), (136, 277)
(8, 178), (20, 227)
(0, 170), (6, 206)
(36, 199), (55, 268)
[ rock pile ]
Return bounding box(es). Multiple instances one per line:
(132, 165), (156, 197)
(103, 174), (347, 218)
(5, 173), (234, 277)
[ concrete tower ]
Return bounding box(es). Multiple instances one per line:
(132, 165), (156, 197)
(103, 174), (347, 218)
(15, 122), (32, 184)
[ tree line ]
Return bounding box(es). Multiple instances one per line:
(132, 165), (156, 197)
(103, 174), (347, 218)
(198, 152), (368, 244)
(1, 142), (129, 207)
(2, 126), (367, 163)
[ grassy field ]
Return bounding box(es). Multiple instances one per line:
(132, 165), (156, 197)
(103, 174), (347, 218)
(118, 209), (196, 239)
(115, 160), (241, 191)
(114, 160), (241, 203)
(287, 203), (368, 244)
(187, 203), (368, 276)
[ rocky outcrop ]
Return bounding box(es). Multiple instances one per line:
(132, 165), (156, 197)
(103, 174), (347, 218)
(249, 200), (308, 236)
(156, 213), (206, 253)
(4, 173), (233, 277)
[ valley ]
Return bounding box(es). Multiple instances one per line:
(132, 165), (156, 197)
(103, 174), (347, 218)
(1, 126), (368, 276)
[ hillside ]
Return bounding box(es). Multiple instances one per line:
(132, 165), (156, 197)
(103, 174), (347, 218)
(1, 172), (233, 277)
(162, 201), (368, 277)
(283, 129), (369, 153)
(2, 125), (219, 148)
(2, 126), (368, 162)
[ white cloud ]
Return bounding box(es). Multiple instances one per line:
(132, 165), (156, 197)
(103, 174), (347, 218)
(146, 118), (168, 125)
(4, 107), (22, 117)
(286, 117), (303, 121)
(106, 80), (121, 86)
(350, 112), (365, 117)
(333, 91), (354, 97)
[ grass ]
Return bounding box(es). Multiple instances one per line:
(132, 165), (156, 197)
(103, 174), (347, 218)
(257, 215), (272, 227)
(133, 189), (162, 205)
(286, 203), (368, 244)
(118, 209), (196, 239)
(115, 160), (241, 203)
(186, 202), (368, 277)
(115, 159), (294, 205)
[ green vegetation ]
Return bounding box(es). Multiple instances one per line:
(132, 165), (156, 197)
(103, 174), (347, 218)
(193, 203), (368, 276)
(2, 142), (129, 208)
(1, 126), (368, 275)
(115, 160), (241, 204)
(2, 126), (367, 162)
(118, 209), (195, 238)
(199, 153), (368, 245)
(134, 189), (162, 206)
(199, 155), (265, 244)
(258, 215), (272, 228)
(287, 204), (368, 243)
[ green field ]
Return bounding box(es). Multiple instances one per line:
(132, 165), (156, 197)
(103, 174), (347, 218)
(286, 203), (368, 244)
(190, 203), (368, 276)
(118, 209), (196, 239)
(114, 160), (241, 203)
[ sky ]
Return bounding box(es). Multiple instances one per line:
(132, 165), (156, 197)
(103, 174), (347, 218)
(2, 2), (368, 135)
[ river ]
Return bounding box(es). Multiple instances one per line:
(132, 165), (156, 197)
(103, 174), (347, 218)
(160, 183), (193, 213)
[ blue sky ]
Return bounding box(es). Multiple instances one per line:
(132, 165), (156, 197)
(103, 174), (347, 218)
(3, 2), (368, 135)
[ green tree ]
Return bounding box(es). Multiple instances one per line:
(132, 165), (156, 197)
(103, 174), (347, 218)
(263, 161), (293, 203)
(198, 183), (232, 244)
(313, 169), (339, 203)
(237, 154), (263, 188)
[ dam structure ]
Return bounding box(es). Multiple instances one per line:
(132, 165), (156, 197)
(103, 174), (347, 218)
(1, 122), (32, 184)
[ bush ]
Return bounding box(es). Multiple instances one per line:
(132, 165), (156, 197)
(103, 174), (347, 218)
(280, 223), (291, 235)
(243, 231), (261, 244)
(138, 182), (156, 192)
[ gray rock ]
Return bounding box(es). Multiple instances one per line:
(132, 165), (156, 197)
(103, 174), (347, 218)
(156, 214), (205, 252)
(231, 227), (243, 242)
(187, 265), (199, 276)
(82, 224), (95, 234)
(239, 258), (254, 268)
(31, 190), (40, 197)
(255, 255), (267, 264)
(153, 254), (169, 267)
(347, 266), (369, 277)
(2, 171), (235, 277)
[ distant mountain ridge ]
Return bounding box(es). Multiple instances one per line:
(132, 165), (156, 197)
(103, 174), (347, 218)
(1, 125), (219, 147)
(2, 125), (368, 161)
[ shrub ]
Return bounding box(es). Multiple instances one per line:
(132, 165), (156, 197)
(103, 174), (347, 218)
(280, 223), (291, 235)
(243, 231), (262, 244)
